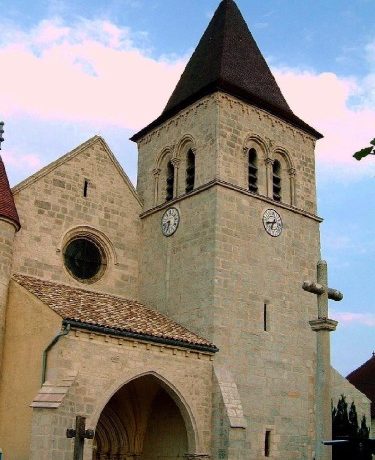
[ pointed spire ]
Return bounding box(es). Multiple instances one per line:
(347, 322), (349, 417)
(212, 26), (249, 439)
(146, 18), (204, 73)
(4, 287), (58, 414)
(0, 123), (20, 231)
(132, 0), (322, 141)
(164, 0), (292, 116)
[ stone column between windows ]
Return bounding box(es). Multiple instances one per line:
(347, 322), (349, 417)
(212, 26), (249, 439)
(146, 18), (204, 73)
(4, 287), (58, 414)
(171, 157), (181, 198)
(152, 168), (161, 206)
(264, 157), (274, 198)
(191, 147), (197, 190)
(288, 167), (296, 206)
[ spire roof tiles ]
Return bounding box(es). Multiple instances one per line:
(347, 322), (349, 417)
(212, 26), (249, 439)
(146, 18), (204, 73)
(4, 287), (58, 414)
(0, 157), (20, 230)
(132, 0), (322, 141)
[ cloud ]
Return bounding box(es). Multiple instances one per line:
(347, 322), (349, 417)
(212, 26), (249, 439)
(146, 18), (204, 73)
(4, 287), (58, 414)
(1, 17), (375, 180)
(332, 311), (375, 326)
(275, 68), (375, 177)
(1, 149), (42, 170)
(0, 18), (185, 131)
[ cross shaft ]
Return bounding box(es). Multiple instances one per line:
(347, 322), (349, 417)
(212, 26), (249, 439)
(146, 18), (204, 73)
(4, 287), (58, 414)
(66, 416), (94, 460)
(303, 260), (343, 460)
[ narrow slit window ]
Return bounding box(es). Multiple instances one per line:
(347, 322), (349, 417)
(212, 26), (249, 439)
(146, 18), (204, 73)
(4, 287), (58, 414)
(83, 179), (89, 198)
(264, 303), (268, 332)
(265, 430), (271, 457)
(166, 161), (174, 201)
(248, 148), (258, 193)
(185, 149), (195, 193)
(272, 160), (281, 202)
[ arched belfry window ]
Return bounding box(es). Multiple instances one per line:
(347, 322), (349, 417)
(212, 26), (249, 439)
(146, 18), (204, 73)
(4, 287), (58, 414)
(166, 161), (174, 201)
(248, 148), (258, 193)
(185, 149), (195, 193)
(272, 160), (281, 202)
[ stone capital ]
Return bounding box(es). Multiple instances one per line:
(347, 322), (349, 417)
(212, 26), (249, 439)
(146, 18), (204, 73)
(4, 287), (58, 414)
(309, 318), (338, 332)
(264, 157), (274, 166)
(289, 167), (296, 177)
(152, 168), (161, 177)
(171, 157), (181, 168)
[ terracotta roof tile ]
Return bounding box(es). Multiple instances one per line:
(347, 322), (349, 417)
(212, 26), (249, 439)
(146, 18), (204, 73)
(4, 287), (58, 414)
(13, 274), (217, 352)
(347, 353), (375, 417)
(0, 157), (20, 230)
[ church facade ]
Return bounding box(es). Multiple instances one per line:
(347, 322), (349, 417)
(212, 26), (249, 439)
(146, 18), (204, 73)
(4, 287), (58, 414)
(0, 1), (370, 459)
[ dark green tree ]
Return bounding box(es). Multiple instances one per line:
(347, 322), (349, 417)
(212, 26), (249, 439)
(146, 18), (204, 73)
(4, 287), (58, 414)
(353, 138), (375, 161)
(332, 395), (372, 460)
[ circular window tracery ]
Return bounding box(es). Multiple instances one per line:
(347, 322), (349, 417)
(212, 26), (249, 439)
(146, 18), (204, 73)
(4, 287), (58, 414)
(63, 237), (106, 282)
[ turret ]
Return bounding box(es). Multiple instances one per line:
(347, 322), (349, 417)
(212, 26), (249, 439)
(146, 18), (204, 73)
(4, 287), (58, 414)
(0, 122), (21, 372)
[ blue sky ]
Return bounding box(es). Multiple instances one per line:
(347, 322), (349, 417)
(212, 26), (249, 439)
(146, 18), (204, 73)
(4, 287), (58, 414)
(1, 0), (375, 376)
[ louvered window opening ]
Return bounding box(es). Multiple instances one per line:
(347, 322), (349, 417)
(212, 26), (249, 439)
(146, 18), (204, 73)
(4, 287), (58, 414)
(248, 148), (258, 193)
(272, 160), (281, 202)
(166, 161), (174, 201)
(185, 149), (195, 193)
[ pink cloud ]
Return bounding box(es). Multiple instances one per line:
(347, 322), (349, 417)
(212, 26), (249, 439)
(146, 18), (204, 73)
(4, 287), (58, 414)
(0, 19), (185, 130)
(275, 69), (375, 175)
(1, 18), (375, 177)
(1, 149), (42, 170)
(332, 311), (375, 326)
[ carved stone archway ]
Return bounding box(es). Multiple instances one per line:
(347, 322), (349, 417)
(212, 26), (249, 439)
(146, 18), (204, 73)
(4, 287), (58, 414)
(92, 374), (192, 460)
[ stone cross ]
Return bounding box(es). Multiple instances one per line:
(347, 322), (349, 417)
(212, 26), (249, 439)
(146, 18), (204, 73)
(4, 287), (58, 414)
(303, 260), (343, 460)
(0, 122), (4, 150)
(66, 416), (95, 460)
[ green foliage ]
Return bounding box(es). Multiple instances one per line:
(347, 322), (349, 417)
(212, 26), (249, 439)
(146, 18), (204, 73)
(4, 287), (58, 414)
(332, 395), (372, 460)
(353, 139), (375, 161)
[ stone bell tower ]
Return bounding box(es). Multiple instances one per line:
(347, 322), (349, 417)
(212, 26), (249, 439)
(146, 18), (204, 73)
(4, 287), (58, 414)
(0, 122), (21, 373)
(133, 0), (324, 458)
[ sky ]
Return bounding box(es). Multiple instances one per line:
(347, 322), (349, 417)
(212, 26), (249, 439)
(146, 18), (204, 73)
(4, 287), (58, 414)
(0, 0), (374, 377)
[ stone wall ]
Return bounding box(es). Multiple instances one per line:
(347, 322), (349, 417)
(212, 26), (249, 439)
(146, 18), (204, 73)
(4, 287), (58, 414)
(135, 93), (322, 459)
(0, 281), (62, 460)
(29, 329), (214, 460)
(331, 368), (371, 428)
(136, 95), (219, 210)
(12, 136), (141, 299)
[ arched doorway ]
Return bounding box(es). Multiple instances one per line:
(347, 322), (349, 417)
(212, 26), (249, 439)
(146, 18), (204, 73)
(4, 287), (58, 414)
(92, 374), (190, 459)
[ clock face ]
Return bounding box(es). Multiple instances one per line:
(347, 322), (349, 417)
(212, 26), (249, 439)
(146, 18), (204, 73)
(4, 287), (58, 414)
(161, 207), (180, 236)
(263, 209), (283, 237)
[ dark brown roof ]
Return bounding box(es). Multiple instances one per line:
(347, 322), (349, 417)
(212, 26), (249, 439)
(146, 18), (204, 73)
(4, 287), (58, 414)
(0, 157), (20, 230)
(13, 274), (217, 352)
(131, 0), (322, 142)
(347, 353), (375, 418)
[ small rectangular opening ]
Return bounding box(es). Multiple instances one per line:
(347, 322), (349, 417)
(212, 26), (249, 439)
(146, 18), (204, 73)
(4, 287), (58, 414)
(83, 179), (89, 198)
(265, 430), (271, 457)
(264, 303), (267, 332)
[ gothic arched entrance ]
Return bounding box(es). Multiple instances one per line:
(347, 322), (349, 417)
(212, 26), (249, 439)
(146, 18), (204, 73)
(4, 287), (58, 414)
(92, 374), (191, 459)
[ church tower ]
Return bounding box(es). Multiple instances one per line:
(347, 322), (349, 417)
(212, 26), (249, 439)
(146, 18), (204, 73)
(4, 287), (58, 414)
(0, 125), (21, 373)
(133, 1), (323, 458)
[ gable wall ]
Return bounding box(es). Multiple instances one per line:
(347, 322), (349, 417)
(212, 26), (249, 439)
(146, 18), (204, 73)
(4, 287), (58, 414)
(12, 140), (141, 298)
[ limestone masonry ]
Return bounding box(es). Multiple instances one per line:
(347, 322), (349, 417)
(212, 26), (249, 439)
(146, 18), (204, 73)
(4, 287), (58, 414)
(0, 1), (370, 459)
